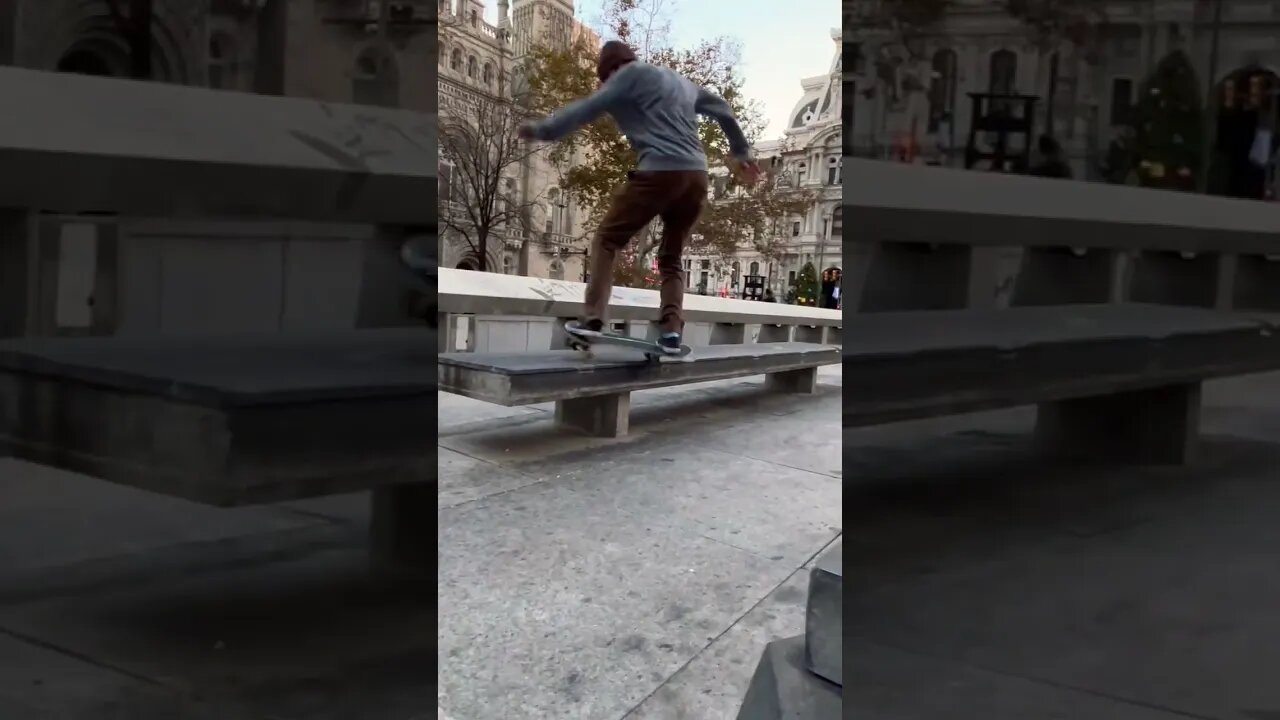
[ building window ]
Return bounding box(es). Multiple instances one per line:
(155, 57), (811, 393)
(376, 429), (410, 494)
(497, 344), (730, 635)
(208, 32), (235, 89)
(788, 270), (797, 286)
(792, 221), (801, 237)
(826, 157), (839, 185)
(1110, 77), (1134, 126)
(467, 56), (477, 80)
(796, 162), (807, 186)
(550, 260), (564, 280)
(353, 47), (399, 107)
(502, 255), (513, 274)
(989, 49), (1017, 95)
(470, 10), (478, 26)
(483, 62), (494, 86)
(439, 162), (453, 204)
(731, 261), (741, 286)
(451, 49), (461, 71)
(749, 261), (760, 275)
(929, 49), (958, 133)
(831, 206), (842, 237)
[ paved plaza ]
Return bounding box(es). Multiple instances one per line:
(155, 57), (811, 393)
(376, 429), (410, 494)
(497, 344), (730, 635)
(3, 365), (1280, 718)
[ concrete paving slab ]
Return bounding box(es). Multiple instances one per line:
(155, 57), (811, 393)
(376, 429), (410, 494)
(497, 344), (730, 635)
(437, 447), (542, 509)
(436, 366), (842, 720)
(0, 548), (432, 719)
(841, 375), (1280, 720)
(0, 459), (319, 574)
(846, 640), (1195, 719)
(437, 475), (801, 720)
(626, 545), (830, 720)
(509, 439), (841, 563)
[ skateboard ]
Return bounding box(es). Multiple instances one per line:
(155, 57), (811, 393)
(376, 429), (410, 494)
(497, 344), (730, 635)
(563, 320), (692, 361)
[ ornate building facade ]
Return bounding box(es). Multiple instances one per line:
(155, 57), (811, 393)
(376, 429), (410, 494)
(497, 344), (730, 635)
(844, 0), (1280, 182)
(1, 0), (435, 112)
(702, 27), (843, 302)
(437, 0), (599, 280)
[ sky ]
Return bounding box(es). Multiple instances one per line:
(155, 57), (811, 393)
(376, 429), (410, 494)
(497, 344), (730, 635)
(484, 0), (841, 140)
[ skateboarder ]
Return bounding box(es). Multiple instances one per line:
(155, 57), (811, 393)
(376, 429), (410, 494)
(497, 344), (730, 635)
(518, 40), (762, 354)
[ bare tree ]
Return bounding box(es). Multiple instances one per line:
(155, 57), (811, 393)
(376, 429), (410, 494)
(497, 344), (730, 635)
(438, 96), (543, 272)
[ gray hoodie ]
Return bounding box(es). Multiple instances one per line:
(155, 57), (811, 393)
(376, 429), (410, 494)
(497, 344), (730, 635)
(529, 61), (751, 172)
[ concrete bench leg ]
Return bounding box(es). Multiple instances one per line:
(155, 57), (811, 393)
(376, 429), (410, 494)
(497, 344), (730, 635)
(370, 483), (433, 571)
(765, 367), (818, 394)
(1035, 383), (1201, 464)
(555, 392), (630, 437)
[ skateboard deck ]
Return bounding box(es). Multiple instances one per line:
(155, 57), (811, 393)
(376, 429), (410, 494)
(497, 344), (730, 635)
(563, 321), (692, 360)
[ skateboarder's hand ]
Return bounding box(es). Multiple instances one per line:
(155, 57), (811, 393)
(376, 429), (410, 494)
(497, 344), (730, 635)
(731, 158), (763, 187)
(517, 123), (537, 141)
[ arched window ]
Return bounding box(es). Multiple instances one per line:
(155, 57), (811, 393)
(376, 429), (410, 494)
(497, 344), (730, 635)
(483, 62), (494, 86)
(826, 156), (840, 185)
(470, 10), (478, 26)
(502, 255), (514, 274)
(353, 47), (399, 107)
(990, 49), (1017, 95)
(467, 55), (477, 80)
(550, 260), (565, 280)
(731, 261), (741, 286)
(929, 49), (958, 132)
(749, 261), (760, 275)
(438, 43), (446, 66)
(547, 188), (564, 234)
(831, 206), (843, 238)
(450, 49), (462, 71)
(208, 32), (235, 89)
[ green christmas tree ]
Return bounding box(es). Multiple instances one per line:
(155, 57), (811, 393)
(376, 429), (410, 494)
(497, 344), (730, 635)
(794, 262), (819, 306)
(1131, 50), (1203, 192)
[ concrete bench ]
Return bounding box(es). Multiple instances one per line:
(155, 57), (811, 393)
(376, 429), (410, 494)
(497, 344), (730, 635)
(0, 329), (436, 567)
(438, 342), (839, 437)
(437, 268), (843, 353)
(842, 303), (1280, 464)
(843, 158), (1280, 313)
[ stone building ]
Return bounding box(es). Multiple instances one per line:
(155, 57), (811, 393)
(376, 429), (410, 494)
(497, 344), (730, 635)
(437, 0), (599, 280)
(844, 0), (1280, 183)
(0, 0), (435, 112)
(702, 27), (843, 303)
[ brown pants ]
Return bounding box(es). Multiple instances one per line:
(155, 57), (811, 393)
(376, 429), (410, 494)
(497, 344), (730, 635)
(584, 170), (709, 334)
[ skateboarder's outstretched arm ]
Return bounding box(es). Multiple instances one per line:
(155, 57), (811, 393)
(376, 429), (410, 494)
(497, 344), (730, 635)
(522, 66), (637, 143)
(694, 87), (751, 162)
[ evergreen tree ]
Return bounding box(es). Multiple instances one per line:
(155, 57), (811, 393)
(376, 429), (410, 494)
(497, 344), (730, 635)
(1132, 51), (1203, 191)
(794, 262), (819, 306)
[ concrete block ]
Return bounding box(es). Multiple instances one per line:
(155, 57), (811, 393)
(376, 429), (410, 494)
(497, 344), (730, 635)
(794, 325), (823, 343)
(736, 635), (842, 720)
(822, 326), (841, 346)
(684, 321), (714, 346)
(554, 393), (630, 437)
(1232, 254), (1280, 311)
(1035, 383), (1201, 465)
(1129, 251), (1218, 307)
(1012, 247), (1115, 306)
(711, 322), (747, 345)
(757, 325), (791, 343)
(765, 367), (818, 394)
(805, 541), (842, 686)
(472, 315), (554, 352)
(860, 242), (970, 312)
(370, 483), (433, 572)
